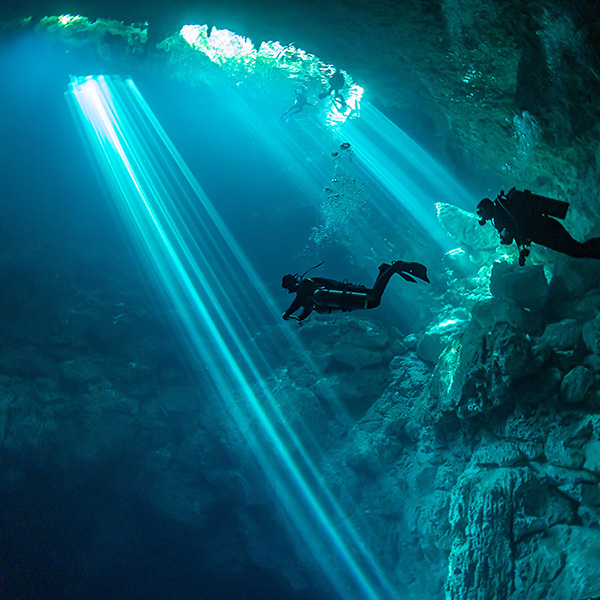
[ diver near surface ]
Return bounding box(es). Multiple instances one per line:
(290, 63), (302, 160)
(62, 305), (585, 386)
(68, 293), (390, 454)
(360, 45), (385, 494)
(477, 188), (600, 266)
(281, 261), (430, 324)
(281, 87), (314, 122)
(318, 68), (346, 106)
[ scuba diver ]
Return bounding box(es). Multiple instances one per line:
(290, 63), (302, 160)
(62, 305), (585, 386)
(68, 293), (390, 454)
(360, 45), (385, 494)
(477, 188), (600, 266)
(318, 68), (346, 106)
(281, 87), (314, 122)
(281, 261), (430, 324)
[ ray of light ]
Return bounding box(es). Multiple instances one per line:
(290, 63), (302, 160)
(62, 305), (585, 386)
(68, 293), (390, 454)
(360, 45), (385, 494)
(219, 92), (473, 255)
(67, 75), (401, 600)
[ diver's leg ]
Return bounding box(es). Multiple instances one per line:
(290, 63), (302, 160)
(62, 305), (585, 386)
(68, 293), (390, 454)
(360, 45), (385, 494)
(371, 264), (397, 296)
(365, 292), (381, 309)
(531, 217), (589, 258)
(366, 263), (403, 307)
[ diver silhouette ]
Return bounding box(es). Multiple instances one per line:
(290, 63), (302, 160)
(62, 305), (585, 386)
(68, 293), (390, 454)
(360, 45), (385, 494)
(477, 188), (600, 266)
(281, 261), (430, 323)
(318, 68), (346, 106)
(281, 87), (314, 122)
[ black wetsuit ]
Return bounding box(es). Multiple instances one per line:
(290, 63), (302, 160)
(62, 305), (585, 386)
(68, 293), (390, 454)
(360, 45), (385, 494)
(282, 262), (429, 322)
(492, 190), (600, 259)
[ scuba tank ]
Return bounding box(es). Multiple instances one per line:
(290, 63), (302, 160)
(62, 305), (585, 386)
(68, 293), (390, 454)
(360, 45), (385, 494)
(506, 188), (569, 220)
(312, 287), (369, 312)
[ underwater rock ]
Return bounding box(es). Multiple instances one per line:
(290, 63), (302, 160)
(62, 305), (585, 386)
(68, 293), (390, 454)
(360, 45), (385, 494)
(271, 383), (329, 441)
(489, 261), (549, 308)
(309, 318), (395, 371)
(512, 366), (562, 406)
(515, 526), (600, 600)
(310, 341), (333, 370)
(583, 439), (600, 473)
(0, 346), (55, 378)
(157, 386), (202, 414)
(547, 266), (588, 305)
(539, 318), (582, 351)
(446, 467), (519, 600)
(470, 440), (524, 467)
(433, 321), (538, 419)
(447, 465), (578, 600)
(470, 297), (524, 329)
(326, 369), (389, 417)
(512, 472), (576, 540)
(2, 394), (50, 455)
(568, 288), (600, 322)
(389, 352), (432, 400)
(330, 343), (384, 370)
(340, 318), (391, 348)
(442, 246), (480, 275)
(544, 428), (585, 469)
(559, 365), (594, 404)
(59, 357), (104, 391)
(417, 317), (468, 364)
(435, 202), (498, 252)
(582, 312), (600, 354)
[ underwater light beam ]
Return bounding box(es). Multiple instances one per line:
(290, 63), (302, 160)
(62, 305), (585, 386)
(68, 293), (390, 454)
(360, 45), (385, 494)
(68, 75), (399, 600)
(333, 101), (474, 250)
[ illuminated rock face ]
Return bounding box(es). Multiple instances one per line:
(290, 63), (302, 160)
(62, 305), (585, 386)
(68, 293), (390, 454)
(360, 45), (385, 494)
(1, 2), (600, 600)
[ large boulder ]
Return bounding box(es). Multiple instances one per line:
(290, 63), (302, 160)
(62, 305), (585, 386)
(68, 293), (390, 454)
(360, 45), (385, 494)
(560, 365), (594, 404)
(539, 318), (582, 351)
(489, 261), (550, 308)
(436, 202), (499, 252)
(582, 312), (600, 354)
(432, 321), (538, 418)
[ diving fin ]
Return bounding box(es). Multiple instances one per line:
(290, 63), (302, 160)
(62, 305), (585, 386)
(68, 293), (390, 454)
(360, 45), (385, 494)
(318, 90), (331, 99)
(406, 262), (430, 283)
(399, 272), (417, 283)
(393, 260), (430, 283)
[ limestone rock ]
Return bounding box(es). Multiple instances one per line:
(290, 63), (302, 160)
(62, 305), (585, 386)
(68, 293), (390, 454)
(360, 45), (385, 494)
(560, 365), (594, 404)
(446, 468), (519, 600)
(544, 428), (585, 468)
(582, 312), (600, 354)
(433, 321), (538, 418)
(470, 440), (524, 467)
(330, 343), (383, 370)
(489, 261), (549, 309)
(516, 526), (600, 600)
(539, 318), (582, 351)
(470, 297), (524, 329)
(339, 319), (391, 348)
(270, 383), (328, 442)
(59, 358), (104, 391)
(448, 467), (576, 600)
(417, 317), (468, 364)
(436, 202), (498, 251)
(583, 439), (600, 473)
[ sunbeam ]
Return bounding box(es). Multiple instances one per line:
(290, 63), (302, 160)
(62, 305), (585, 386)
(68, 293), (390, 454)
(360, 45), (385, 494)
(67, 74), (400, 600)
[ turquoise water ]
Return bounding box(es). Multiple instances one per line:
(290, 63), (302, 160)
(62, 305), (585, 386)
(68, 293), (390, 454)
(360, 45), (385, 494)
(0, 20), (475, 600)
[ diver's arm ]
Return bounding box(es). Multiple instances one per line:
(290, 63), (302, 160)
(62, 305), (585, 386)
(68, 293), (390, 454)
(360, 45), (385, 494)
(297, 307), (313, 321)
(499, 228), (514, 245)
(282, 296), (302, 320)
